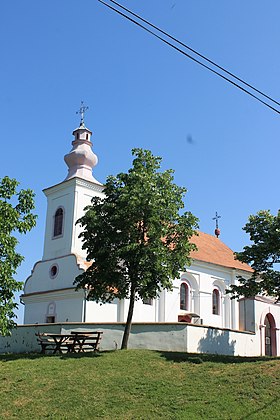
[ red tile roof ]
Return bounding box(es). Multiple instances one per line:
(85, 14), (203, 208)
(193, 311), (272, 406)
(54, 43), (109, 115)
(77, 232), (252, 273)
(190, 231), (253, 272)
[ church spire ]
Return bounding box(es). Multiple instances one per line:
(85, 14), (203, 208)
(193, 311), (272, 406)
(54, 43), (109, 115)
(64, 103), (101, 184)
(76, 101), (89, 128)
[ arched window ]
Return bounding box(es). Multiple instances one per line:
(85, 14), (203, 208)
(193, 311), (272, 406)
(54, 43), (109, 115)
(212, 288), (220, 315)
(180, 283), (189, 311)
(53, 207), (64, 237)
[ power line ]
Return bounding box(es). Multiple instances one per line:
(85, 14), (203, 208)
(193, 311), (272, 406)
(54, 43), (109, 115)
(108, 0), (280, 109)
(98, 0), (280, 115)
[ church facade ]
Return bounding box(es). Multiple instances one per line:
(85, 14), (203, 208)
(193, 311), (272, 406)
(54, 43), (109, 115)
(21, 117), (280, 356)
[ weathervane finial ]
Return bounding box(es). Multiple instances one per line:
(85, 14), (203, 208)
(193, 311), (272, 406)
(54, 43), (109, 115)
(76, 101), (89, 127)
(212, 211), (221, 238)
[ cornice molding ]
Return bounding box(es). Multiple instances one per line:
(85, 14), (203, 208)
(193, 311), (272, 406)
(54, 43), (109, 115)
(43, 176), (104, 196)
(21, 287), (84, 303)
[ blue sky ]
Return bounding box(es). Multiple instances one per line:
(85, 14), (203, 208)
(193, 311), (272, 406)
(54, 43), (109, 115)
(1, 1), (280, 323)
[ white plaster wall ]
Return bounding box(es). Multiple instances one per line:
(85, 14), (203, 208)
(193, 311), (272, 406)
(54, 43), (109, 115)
(131, 299), (158, 322)
(192, 264), (231, 328)
(71, 180), (104, 257)
(85, 298), (160, 323)
(24, 176), (105, 328)
(24, 254), (84, 294)
(185, 324), (258, 356)
(43, 180), (76, 260)
(239, 298), (255, 332)
(0, 323), (265, 356)
(43, 178), (104, 261)
(23, 255), (253, 334)
(23, 290), (84, 324)
(164, 285), (180, 322)
(86, 300), (118, 322)
(162, 263), (240, 329)
(0, 324), (61, 354)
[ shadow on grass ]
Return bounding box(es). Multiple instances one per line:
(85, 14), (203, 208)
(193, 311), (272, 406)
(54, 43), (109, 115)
(158, 351), (280, 364)
(0, 351), (108, 362)
(1, 349), (279, 364)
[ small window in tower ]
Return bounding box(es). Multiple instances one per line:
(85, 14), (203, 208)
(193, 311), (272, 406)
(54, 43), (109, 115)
(53, 207), (64, 237)
(77, 133), (79, 140)
(86, 133), (89, 140)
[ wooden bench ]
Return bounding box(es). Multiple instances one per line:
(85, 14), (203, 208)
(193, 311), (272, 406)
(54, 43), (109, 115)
(36, 333), (56, 354)
(36, 331), (103, 354)
(70, 331), (103, 353)
(36, 333), (73, 354)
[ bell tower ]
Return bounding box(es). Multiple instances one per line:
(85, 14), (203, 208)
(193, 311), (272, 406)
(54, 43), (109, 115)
(22, 104), (104, 324)
(42, 103), (103, 261)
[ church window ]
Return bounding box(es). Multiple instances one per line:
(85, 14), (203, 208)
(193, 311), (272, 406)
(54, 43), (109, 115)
(53, 207), (64, 237)
(50, 264), (58, 279)
(180, 283), (189, 311)
(46, 302), (56, 323)
(46, 316), (55, 323)
(86, 133), (89, 140)
(212, 288), (220, 315)
(143, 298), (153, 305)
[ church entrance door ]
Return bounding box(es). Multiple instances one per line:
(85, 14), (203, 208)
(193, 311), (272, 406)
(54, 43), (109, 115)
(264, 314), (276, 356)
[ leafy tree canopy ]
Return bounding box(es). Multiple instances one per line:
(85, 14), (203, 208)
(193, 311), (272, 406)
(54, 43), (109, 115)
(230, 210), (280, 300)
(0, 176), (36, 335)
(75, 149), (198, 348)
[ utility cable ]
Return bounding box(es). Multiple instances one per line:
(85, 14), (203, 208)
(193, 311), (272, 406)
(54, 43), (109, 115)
(98, 0), (280, 115)
(107, 0), (280, 109)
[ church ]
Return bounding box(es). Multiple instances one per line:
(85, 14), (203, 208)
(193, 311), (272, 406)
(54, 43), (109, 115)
(21, 112), (280, 357)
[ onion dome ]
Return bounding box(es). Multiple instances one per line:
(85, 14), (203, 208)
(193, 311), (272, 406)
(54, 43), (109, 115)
(64, 122), (101, 184)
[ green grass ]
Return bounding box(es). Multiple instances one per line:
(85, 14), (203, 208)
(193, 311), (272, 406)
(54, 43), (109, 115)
(0, 350), (280, 419)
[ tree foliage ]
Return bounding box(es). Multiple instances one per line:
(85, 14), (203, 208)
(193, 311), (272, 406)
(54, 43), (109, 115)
(230, 210), (280, 300)
(75, 149), (198, 349)
(0, 176), (36, 335)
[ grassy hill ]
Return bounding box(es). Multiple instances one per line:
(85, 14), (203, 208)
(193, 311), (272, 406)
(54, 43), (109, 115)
(0, 350), (279, 419)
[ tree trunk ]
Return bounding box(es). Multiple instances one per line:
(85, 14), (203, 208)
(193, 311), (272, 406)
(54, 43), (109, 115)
(121, 283), (136, 350)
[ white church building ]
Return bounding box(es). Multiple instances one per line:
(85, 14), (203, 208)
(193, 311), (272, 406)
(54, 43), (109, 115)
(21, 116), (280, 357)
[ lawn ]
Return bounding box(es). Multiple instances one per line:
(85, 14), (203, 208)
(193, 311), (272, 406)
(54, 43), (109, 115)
(0, 350), (279, 419)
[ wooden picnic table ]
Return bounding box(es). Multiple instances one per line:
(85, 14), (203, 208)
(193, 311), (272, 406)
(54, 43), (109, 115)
(36, 331), (103, 354)
(70, 331), (103, 353)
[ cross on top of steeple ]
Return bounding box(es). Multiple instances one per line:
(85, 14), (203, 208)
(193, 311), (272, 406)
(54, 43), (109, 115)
(212, 211), (221, 238)
(76, 101), (89, 127)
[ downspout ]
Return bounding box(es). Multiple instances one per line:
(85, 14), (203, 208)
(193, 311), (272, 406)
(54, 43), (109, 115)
(83, 289), (88, 323)
(230, 269), (236, 329)
(259, 324), (264, 356)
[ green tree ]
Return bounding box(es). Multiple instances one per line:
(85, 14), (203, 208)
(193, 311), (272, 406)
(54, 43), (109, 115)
(0, 176), (36, 335)
(75, 149), (198, 349)
(230, 210), (280, 300)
